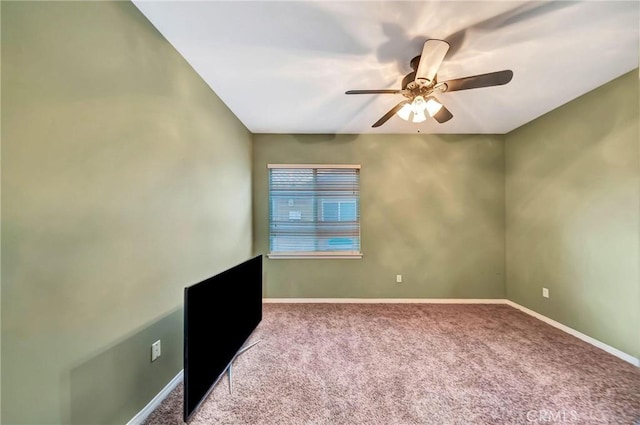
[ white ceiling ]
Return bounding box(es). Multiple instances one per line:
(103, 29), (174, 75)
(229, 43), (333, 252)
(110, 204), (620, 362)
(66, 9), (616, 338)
(132, 1), (639, 134)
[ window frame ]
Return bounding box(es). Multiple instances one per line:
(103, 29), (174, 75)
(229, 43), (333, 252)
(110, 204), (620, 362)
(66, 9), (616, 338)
(267, 164), (362, 260)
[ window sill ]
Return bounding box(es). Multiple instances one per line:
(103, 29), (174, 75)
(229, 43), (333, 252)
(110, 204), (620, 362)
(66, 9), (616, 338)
(267, 253), (362, 260)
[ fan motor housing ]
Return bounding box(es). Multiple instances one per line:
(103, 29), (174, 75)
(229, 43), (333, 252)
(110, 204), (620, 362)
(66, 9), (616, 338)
(402, 71), (438, 99)
(401, 72), (416, 90)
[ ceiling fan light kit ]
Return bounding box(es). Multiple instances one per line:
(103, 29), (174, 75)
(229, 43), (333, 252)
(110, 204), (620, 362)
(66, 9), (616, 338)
(345, 39), (514, 128)
(396, 96), (443, 123)
(425, 97), (444, 117)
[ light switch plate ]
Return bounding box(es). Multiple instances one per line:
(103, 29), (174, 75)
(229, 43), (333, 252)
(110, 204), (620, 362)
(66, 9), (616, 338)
(151, 340), (161, 362)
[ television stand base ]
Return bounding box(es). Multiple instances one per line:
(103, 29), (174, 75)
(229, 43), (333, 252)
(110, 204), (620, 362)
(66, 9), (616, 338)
(226, 339), (261, 394)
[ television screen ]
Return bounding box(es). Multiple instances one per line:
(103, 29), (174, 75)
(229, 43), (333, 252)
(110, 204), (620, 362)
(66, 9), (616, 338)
(183, 255), (262, 421)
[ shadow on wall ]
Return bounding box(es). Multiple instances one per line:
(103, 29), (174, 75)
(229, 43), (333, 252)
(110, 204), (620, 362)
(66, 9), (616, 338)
(289, 134), (485, 145)
(292, 134), (359, 144)
(68, 307), (183, 425)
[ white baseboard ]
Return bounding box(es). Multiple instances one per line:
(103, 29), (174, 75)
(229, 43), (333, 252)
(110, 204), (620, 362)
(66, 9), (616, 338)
(263, 298), (506, 304)
(504, 300), (639, 367)
(127, 369), (183, 425)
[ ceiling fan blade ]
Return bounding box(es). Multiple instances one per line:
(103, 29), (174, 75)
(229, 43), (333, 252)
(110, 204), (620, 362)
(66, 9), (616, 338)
(345, 89), (401, 95)
(439, 70), (513, 92)
(415, 39), (450, 86)
(433, 104), (453, 124)
(372, 101), (408, 128)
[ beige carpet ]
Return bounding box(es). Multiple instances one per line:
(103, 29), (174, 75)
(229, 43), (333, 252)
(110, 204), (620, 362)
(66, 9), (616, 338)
(144, 304), (640, 424)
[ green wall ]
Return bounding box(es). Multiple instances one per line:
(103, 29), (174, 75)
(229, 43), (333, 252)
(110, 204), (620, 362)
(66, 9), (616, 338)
(505, 70), (639, 358)
(1, 2), (252, 424)
(1, 1), (637, 423)
(253, 134), (506, 299)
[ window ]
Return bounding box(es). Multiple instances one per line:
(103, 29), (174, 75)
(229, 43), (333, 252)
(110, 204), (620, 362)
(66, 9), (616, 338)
(268, 164), (361, 259)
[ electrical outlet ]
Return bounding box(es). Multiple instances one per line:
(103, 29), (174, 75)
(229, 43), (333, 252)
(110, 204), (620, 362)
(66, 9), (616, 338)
(542, 288), (549, 298)
(396, 274), (402, 283)
(151, 340), (161, 362)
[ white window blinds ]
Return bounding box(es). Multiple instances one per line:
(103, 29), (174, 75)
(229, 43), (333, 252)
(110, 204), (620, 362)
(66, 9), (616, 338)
(268, 165), (361, 258)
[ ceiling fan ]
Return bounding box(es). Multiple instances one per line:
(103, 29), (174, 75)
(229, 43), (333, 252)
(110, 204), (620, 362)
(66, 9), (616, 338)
(345, 39), (513, 127)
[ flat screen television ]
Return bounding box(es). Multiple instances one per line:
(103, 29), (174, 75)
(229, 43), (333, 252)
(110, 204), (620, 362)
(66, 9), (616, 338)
(183, 255), (262, 422)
